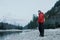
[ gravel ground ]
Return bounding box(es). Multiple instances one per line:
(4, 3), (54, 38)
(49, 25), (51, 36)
(2, 29), (60, 40)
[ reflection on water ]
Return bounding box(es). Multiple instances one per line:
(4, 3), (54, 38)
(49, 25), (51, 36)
(0, 31), (22, 40)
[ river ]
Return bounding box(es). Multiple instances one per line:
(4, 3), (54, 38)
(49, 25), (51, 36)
(0, 31), (22, 40)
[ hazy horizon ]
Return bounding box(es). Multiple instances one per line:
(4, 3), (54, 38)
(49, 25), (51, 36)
(0, 0), (58, 26)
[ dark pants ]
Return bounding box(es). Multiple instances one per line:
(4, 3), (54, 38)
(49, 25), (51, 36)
(38, 23), (44, 36)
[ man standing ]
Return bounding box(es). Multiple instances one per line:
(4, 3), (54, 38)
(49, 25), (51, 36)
(38, 10), (45, 37)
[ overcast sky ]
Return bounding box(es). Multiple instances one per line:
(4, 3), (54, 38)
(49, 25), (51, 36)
(0, 0), (58, 26)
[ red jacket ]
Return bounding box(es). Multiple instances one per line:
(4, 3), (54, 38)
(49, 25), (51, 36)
(38, 12), (44, 23)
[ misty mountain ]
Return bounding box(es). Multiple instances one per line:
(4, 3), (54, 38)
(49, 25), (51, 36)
(0, 22), (23, 30)
(45, 0), (60, 28)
